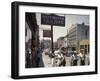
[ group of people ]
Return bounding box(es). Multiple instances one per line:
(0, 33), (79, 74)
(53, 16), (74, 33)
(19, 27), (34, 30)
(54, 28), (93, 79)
(25, 47), (44, 68)
(48, 47), (66, 67)
(45, 47), (90, 67)
(70, 51), (90, 66)
(25, 45), (90, 68)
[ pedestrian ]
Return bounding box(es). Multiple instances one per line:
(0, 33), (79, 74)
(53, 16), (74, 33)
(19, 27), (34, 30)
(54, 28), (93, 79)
(77, 52), (83, 66)
(36, 53), (40, 67)
(52, 50), (59, 67)
(59, 47), (66, 66)
(80, 53), (85, 65)
(57, 52), (64, 66)
(71, 51), (78, 66)
(25, 48), (31, 68)
(49, 52), (55, 66)
(85, 53), (90, 65)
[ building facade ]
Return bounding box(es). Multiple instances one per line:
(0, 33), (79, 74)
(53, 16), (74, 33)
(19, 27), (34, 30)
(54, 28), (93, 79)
(57, 35), (68, 49)
(57, 37), (65, 48)
(67, 23), (89, 53)
(25, 13), (40, 68)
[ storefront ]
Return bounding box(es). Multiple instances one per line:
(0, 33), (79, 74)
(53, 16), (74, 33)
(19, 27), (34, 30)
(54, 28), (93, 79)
(25, 13), (39, 68)
(79, 39), (89, 54)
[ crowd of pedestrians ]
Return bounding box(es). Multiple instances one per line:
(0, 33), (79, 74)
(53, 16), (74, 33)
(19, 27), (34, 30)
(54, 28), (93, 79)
(44, 47), (90, 67)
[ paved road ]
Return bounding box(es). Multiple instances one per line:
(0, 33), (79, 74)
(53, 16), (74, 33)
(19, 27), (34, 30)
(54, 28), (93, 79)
(42, 53), (89, 67)
(65, 56), (71, 66)
(42, 53), (52, 67)
(42, 53), (72, 67)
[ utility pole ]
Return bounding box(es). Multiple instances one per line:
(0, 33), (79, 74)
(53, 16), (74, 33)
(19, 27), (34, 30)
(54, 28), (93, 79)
(51, 25), (54, 54)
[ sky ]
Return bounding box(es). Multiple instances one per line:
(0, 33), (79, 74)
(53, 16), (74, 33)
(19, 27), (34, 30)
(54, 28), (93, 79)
(36, 13), (89, 42)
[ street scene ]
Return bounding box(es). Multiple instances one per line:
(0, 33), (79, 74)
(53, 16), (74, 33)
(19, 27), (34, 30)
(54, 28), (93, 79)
(25, 13), (90, 68)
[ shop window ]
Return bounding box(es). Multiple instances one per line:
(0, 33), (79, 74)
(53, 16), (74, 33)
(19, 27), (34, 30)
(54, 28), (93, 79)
(88, 44), (90, 53)
(85, 45), (87, 48)
(80, 45), (84, 49)
(84, 49), (87, 54)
